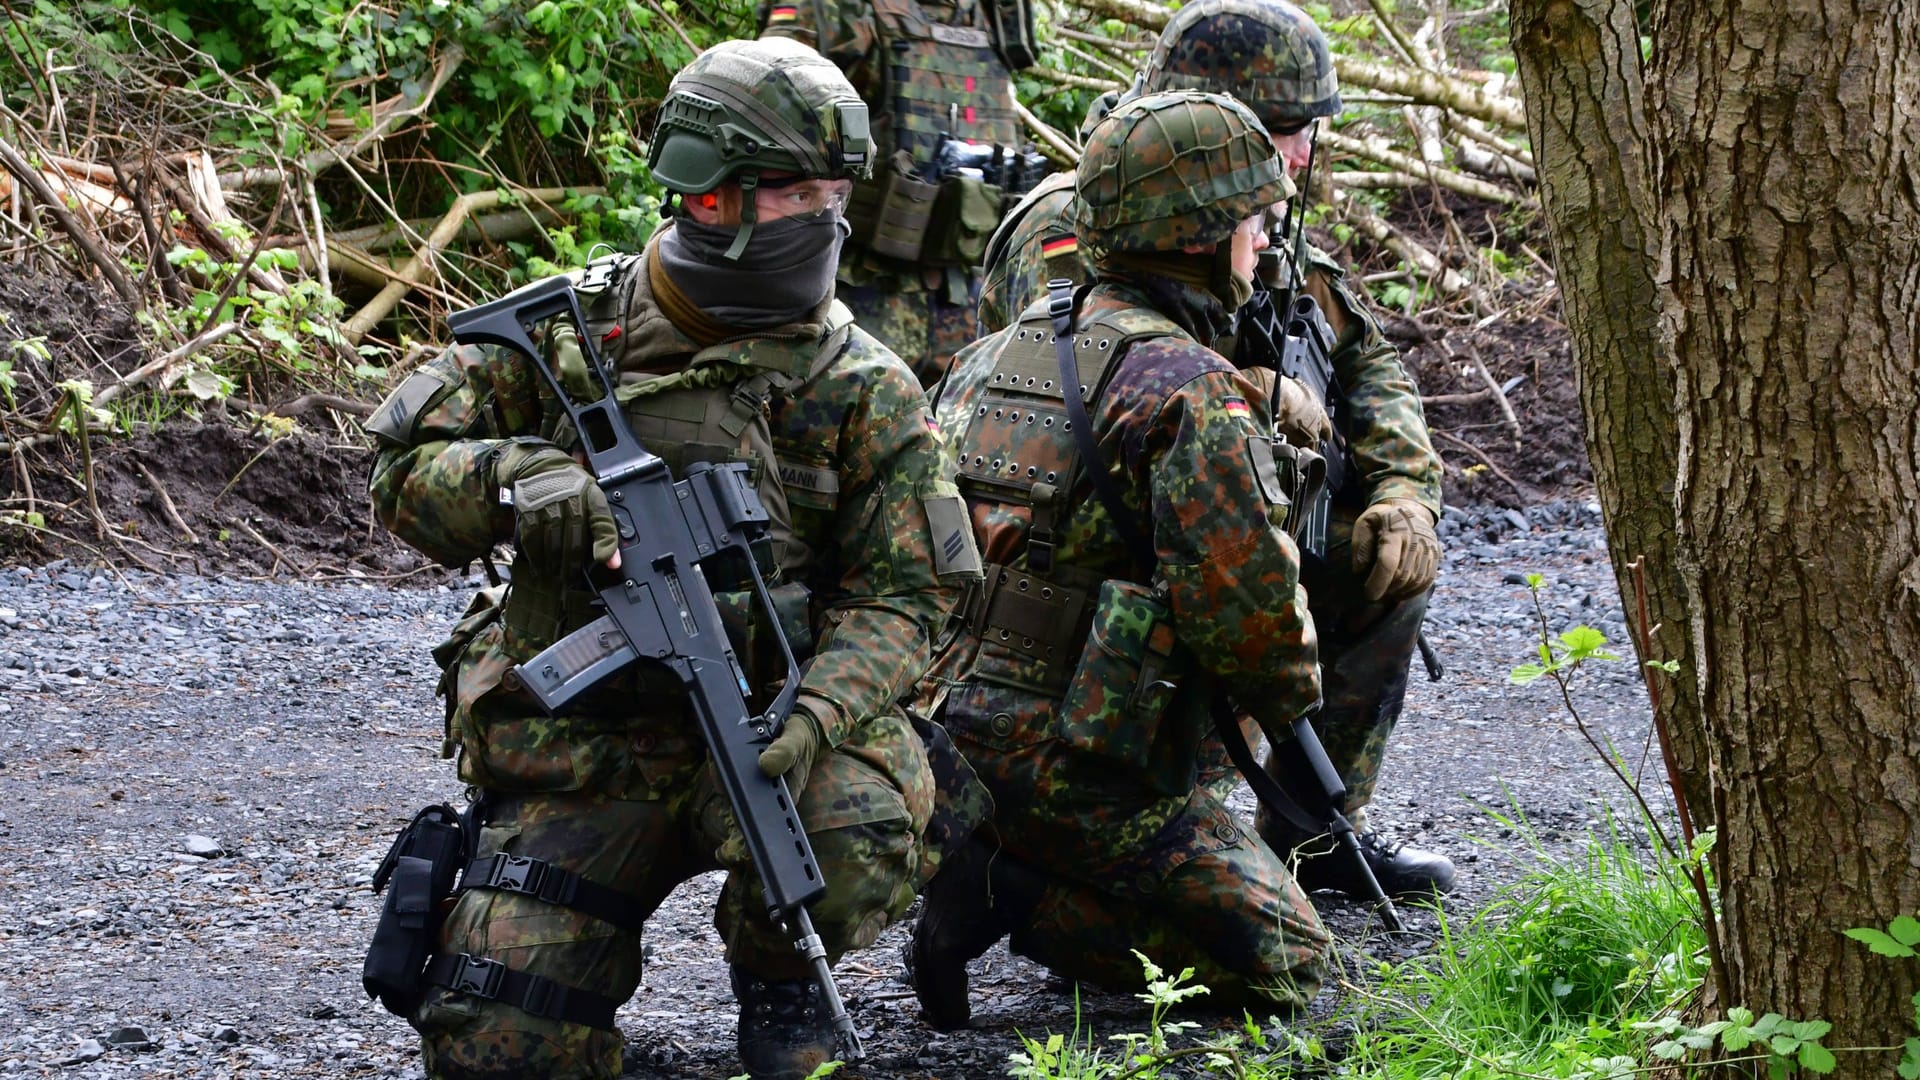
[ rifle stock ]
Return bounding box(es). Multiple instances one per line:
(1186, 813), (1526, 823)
(446, 275), (863, 1059)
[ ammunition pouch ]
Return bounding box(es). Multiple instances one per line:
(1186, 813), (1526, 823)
(1055, 578), (1202, 796)
(849, 151), (941, 262)
(363, 804), (470, 1021)
(923, 173), (1005, 267)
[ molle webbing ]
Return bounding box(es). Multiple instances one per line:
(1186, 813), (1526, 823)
(958, 560), (1102, 664)
(872, 0), (1018, 162)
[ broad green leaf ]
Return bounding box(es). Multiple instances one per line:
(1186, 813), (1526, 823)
(1723, 1028), (1752, 1052)
(1890, 914), (1920, 946)
(1524, 572), (1544, 588)
(1768, 1034), (1799, 1055)
(1790, 1020), (1831, 1041)
(1798, 1043), (1836, 1073)
(1845, 927), (1917, 957)
(1650, 1040), (1686, 1060)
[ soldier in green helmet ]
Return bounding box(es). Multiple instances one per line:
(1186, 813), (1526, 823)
(903, 90), (1333, 1030)
(977, 0), (1455, 904)
(365, 37), (977, 1080)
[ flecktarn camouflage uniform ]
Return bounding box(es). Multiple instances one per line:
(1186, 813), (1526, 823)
(760, 0), (1030, 386)
(912, 91), (1332, 1019)
(976, 0), (1445, 857)
(368, 39), (973, 1080)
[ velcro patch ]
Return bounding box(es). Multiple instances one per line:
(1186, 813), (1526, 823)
(768, 4), (798, 21)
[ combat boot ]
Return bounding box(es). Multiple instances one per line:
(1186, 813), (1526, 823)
(1286, 831), (1456, 900)
(904, 839), (1044, 1031)
(731, 965), (836, 1080)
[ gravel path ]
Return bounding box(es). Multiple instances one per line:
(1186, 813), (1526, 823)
(0, 500), (1662, 1079)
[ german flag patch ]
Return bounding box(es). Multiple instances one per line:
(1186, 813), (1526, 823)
(1041, 234), (1078, 259)
(1223, 397), (1252, 420)
(768, 4), (799, 22)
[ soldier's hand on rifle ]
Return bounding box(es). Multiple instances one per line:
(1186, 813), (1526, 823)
(1273, 375), (1333, 448)
(757, 700), (828, 800)
(495, 442), (622, 575)
(1352, 497), (1441, 602)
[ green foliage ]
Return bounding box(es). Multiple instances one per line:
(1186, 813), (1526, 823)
(1338, 822), (1710, 1079)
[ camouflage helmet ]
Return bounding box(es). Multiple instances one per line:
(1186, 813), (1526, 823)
(648, 37), (874, 194)
(1073, 90), (1293, 254)
(1144, 0), (1342, 130)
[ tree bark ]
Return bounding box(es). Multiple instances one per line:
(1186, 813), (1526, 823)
(1648, 0), (1920, 1067)
(1509, 0), (1715, 844)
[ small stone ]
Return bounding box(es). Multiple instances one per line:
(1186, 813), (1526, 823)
(0, 608), (16, 626)
(1503, 509), (1530, 532)
(1501, 571), (1529, 585)
(62, 1040), (106, 1065)
(107, 1025), (155, 1050)
(184, 834), (225, 858)
(211, 1025), (242, 1044)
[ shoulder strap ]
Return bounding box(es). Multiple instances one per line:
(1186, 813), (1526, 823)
(1047, 279), (1158, 576)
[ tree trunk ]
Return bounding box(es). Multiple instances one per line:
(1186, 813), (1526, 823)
(1509, 0), (1716, 840)
(1647, 0), (1920, 1067)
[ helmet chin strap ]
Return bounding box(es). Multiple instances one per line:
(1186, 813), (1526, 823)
(724, 171), (760, 260)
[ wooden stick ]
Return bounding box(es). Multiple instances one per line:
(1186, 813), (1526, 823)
(1420, 388), (1493, 407)
(239, 392), (374, 419)
(1319, 128), (1526, 206)
(217, 45), (466, 190)
(230, 515), (304, 575)
(341, 185), (578, 344)
(1020, 64), (1123, 94)
(93, 322), (238, 408)
(0, 133), (139, 303)
(1432, 428), (1537, 500)
(132, 457), (198, 544)
(1330, 191), (1471, 295)
(1013, 98), (1080, 164)
(1463, 339), (1523, 442)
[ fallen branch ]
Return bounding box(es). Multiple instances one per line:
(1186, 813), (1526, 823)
(93, 322), (238, 409)
(1013, 98), (1080, 164)
(1020, 64), (1122, 94)
(217, 44), (467, 190)
(0, 132), (139, 303)
(132, 456), (198, 544)
(341, 185), (579, 344)
(1319, 128), (1527, 206)
(1334, 55), (1527, 130)
(239, 392), (374, 419)
(1463, 339), (1523, 443)
(1433, 428), (1538, 500)
(1330, 170), (1426, 190)
(1331, 190), (1472, 295)
(1420, 388), (1493, 407)
(230, 515), (305, 575)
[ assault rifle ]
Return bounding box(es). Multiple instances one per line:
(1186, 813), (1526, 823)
(445, 276), (864, 1061)
(928, 135), (1052, 196)
(1233, 266), (1352, 560)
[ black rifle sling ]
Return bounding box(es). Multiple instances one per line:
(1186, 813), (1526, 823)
(1044, 280), (1324, 838)
(1047, 279), (1157, 576)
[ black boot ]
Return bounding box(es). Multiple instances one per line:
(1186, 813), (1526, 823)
(731, 965), (836, 1080)
(904, 840), (1042, 1031)
(1288, 831), (1456, 900)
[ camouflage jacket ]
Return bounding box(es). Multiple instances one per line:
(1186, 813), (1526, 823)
(369, 249), (968, 788)
(978, 181), (1444, 516)
(930, 275), (1320, 753)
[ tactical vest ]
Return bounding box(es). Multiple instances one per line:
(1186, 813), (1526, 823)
(951, 301), (1188, 698)
(845, 0), (1020, 265)
(502, 253), (854, 694)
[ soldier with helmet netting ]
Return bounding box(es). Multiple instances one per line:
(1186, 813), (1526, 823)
(974, 0), (1455, 906)
(366, 37), (978, 1080)
(904, 90), (1334, 1029)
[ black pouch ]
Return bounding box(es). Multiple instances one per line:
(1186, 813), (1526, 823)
(363, 803), (470, 1020)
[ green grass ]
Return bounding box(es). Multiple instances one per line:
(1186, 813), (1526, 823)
(1002, 816), (1709, 1079)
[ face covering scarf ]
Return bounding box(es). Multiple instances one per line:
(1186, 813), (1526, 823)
(656, 212), (849, 329)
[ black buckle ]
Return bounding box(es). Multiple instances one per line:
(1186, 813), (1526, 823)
(484, 854), (545, 894)
(1045, 277), (1075, 322)
(450, 954), (506, 1000)
(520, 977), (561, 1019)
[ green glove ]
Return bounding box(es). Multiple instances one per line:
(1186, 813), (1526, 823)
(1352, 497), (1441, 602)
(757, 702), (827, 800)
(494, 442), (620, 576)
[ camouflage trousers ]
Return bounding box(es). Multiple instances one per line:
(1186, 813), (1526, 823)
(838, 267), (982, 389)
(943, 683), (1331, 1012)
(1214, 500), (1430, 848)
(413, 751), (923, 1080)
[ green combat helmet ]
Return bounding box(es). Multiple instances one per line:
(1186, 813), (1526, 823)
(647, 37), (874, 257)
(1073, 90), (1293, 255)
(1144, 0), (1342, 132)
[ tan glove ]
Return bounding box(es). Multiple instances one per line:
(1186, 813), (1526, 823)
(1352, 498), (1441, 602)
(1272, 375), (1333, 448)
(757, 699), (828, 800)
